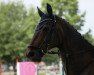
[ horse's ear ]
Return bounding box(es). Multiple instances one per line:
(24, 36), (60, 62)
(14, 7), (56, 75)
(37, 7), (44, 17)
(46, 3), (53, 15)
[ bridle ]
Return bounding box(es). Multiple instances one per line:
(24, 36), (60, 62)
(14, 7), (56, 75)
(28, 15), (60, 54)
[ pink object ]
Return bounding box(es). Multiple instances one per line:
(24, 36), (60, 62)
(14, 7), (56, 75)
(17, 62), (37, 75)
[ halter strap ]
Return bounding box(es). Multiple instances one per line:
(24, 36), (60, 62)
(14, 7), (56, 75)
(29, 15), (59, 54)
(39, 17), (57, 54)
(39, 19), (56, 24)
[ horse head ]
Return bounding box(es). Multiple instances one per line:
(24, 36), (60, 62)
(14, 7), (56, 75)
(26, 4), (63, 62)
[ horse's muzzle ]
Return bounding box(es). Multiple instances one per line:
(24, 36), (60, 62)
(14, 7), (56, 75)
(26, 48), (44, 62)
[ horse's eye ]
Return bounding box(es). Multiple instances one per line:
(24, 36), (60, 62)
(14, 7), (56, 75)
(43, 27), (49, 32)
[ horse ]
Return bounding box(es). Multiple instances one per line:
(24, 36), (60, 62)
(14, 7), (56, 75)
(26, 4), (94, 75)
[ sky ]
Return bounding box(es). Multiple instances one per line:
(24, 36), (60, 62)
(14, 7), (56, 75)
(1, 0), (94, 37)
(79, 0), (94, 37)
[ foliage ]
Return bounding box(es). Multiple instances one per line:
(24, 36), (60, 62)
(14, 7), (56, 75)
(0, 1), (39, 63)
(0, 2), (26, 62)
(83, 30), (94, 45)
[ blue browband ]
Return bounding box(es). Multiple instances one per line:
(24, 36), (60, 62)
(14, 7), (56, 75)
(35, 18), (56, 31)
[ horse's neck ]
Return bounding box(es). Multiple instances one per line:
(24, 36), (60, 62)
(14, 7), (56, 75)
(59, 22), (94, 75)
(60, 34), (94, 75)
(59, 18), (94, 51)
(68, 32), (94, 52)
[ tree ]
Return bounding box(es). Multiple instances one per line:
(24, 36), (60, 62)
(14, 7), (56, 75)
(0, 1), (40, 64)
(83, 30), (94, 45)
(0, 1), (27, 62)
(0, 1), (39, 72)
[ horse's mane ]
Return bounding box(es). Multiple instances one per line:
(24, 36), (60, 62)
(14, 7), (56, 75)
(56, 15), (94, 50)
